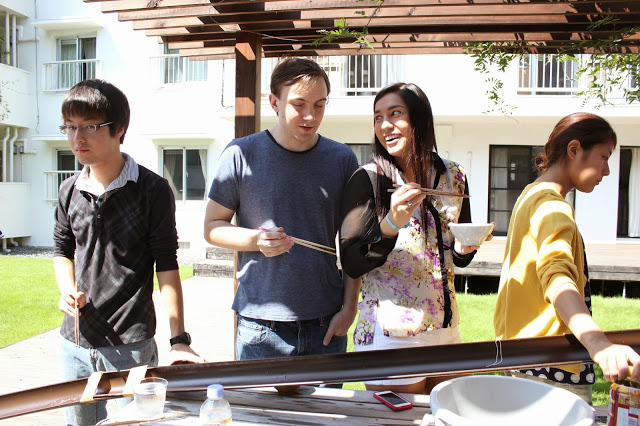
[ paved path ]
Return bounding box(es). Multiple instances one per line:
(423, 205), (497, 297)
(0, 276), (235, 425)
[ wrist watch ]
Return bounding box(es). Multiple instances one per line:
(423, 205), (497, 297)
(169, 332), (191, 346)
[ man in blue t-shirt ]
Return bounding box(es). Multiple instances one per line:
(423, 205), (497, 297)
(204, 58), (360, 393)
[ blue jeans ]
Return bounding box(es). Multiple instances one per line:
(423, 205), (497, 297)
(59, 336), (158, 425)
(236, 314), (347, 360)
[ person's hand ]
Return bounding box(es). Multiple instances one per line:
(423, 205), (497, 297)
(257, 227), (294, 257)
(322, 307), (357, 346)
(169, 344), (204, 365)
(58, 289), (86, 317)
(453, 222), (495, 255)
(592, 343), (640, 383)
(454, 240), (479, 255)
(388, 183), (426, 228)
(484, 222), (496, 243)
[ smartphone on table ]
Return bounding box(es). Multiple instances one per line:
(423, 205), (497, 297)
(373, 390), (413, 411)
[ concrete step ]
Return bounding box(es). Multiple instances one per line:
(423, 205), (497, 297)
(194, 259), (234, 278)
(206, 246), (234, 261)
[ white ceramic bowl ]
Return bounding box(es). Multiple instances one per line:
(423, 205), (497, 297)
(448, 223), (494, 246)
(425, 375), (594, 426)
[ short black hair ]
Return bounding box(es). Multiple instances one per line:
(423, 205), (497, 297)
(61, 79), (130, 144)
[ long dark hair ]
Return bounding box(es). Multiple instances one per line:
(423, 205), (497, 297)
(371, 82), (438, 221)
(536, 112), (617, 172)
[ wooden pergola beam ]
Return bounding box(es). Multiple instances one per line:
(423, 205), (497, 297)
(84, 0), (640, 143)
(165, 31), (640, 50)
(127, 9), (639, 31)
(175, 44), (640, 58)
(117, 2), (631, 21)
(97, 0), (636, 13)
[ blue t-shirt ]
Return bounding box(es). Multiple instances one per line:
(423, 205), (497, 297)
(209, 130), (359, 321)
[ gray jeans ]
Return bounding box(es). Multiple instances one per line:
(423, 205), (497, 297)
(59, 336), (158, 425)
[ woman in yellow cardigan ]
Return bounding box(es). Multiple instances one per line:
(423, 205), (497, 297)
(494, 112), (640, 403)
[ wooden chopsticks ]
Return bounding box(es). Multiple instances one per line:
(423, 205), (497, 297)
(291, 237), (336, 256)
(388, 184), (470, 198)
(259, 227), (336, 255)
(74, 281), (80, 347)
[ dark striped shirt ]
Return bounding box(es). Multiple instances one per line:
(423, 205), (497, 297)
(54, 155), (179, 348)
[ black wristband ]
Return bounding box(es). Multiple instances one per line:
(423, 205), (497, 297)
(169, 332), (191, 346)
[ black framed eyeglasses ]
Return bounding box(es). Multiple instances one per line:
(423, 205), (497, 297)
(59, 122), (113, 136)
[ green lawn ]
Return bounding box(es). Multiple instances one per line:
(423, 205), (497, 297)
(343, 292), (640, 405)
(0, 256), (193, 347)
(2, 256), (639, 405)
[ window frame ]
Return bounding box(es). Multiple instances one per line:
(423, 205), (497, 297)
(161, 147), (208, 202)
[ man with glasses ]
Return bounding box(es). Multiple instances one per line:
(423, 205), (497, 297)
(54, 79), (200, 425)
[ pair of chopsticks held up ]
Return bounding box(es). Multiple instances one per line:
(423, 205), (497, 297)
(74, 281), (80, 347)
(263, 183), (469, 257)
(260, 227), (336, 256)
(388, 184), (470, 198)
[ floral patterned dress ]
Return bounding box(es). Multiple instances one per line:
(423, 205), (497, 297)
(340, 155), (474, 347)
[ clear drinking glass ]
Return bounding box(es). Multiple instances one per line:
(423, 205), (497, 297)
(133, 377), (168, 418)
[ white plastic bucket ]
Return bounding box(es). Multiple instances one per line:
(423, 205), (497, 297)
(425, 375), (594, 426)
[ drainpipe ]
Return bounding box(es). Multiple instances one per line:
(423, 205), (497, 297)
(0, 128), (5, 251)
(2, 127), (9, 182)
(8, 128), (17, 182)
(3, 14), (8, 65)
(11, 15), (17, 67)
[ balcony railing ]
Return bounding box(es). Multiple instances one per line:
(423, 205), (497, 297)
(150, 54), (208, 85)
(43, 59), (101, 91)
(518, 54), (640, 102)
(518, 54), (580, 96)
(44, 171), (80, 201)
(261, 55), (405, 97)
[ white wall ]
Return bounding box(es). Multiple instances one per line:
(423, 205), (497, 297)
(3, 0), (639, 249)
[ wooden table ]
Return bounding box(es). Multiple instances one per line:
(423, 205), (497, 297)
(127, 386), (432, 425)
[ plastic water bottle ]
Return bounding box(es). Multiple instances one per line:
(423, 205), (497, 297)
(200, 384), (232, 425)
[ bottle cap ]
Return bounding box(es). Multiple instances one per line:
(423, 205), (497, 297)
(207, 384), (224, 399)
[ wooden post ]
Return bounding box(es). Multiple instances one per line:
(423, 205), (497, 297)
(233, 32), (262, 359)
(234, 32), (262, 138)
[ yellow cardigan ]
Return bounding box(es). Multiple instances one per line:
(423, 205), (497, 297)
(494, 182), (586, 375)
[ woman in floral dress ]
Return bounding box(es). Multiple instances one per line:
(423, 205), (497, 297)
(340, 83), (489, 394)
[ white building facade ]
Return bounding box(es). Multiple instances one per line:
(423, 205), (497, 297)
(1, 0), (638, 253)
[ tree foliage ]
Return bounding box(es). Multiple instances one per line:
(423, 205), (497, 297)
(312, 3), (639, 114)
(466, 21), (640, 113)
(311, 0), (383, 49)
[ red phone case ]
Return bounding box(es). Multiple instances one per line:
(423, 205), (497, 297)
(373, 391), (413, 411)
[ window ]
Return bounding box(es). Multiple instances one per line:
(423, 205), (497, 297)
(160, 45), (208, 84)
(488, 146), (543, 235)
(518, 54), (580, 96)
(55, 37), (97, 90)
(163, 148), (207, 201)
(618, 147), (640, 238)
(56, 150), (81, 187)
(348, 143), (373, 166)
(343, 55), (404, 96)
(489, 146), (577, 235)
(42, 150), (81, 201)
(57, 150), (80, 172)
